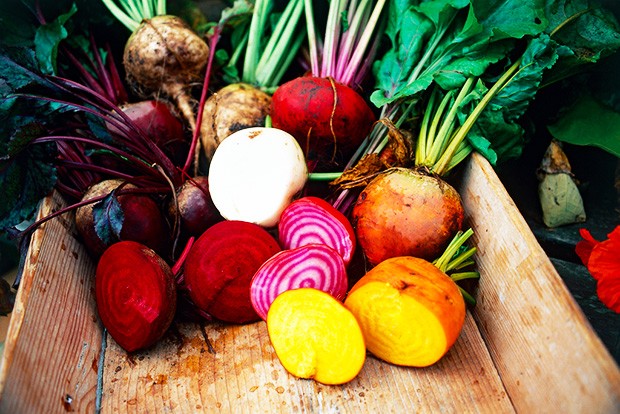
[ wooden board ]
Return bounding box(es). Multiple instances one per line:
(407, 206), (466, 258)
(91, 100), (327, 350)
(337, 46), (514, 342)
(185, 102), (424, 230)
(0, 191), (102, 413)
(0, 153), (618, 413)
(460, 153), (620, 413)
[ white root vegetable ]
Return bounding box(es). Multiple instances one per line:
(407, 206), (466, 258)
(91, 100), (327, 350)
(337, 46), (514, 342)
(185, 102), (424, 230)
(208, 127), (308, 227)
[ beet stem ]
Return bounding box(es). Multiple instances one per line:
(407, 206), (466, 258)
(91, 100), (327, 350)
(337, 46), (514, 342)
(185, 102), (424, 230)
(171, 236), (195, 277)
(183, 25), (223, 175)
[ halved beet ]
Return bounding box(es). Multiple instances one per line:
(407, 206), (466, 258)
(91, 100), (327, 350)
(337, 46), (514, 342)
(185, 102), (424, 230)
(95, 241), (177, 352)
(250, 244), (348, 321)
(183, 220), (281, 324)
(278, 196), (356, 266)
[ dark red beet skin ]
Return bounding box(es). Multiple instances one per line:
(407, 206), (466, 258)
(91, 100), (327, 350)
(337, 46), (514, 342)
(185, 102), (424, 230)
(75, 180), (170, 259)
(95, 241), (177, 352)
(169, 176), (223, 238)
(270, 76), (376, 169)
(183, 220), (281, 324)
(109, 100), (188, 165)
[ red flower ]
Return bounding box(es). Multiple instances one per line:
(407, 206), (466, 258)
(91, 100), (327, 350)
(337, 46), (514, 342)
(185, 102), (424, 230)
(575, 226), (620, 313)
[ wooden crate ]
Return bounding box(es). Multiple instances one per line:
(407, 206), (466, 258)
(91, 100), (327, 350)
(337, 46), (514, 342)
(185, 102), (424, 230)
(0, 153), (618, 413)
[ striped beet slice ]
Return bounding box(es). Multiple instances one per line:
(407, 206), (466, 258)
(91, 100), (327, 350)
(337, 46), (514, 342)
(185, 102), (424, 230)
(250, 244), (348, 320)
(278, 196), (356, 266)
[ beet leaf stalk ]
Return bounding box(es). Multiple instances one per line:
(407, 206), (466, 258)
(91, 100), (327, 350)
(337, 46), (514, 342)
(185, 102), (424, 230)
(100, 0), (166, 31)
(304, 0), (386, 88)
(432, 228), (479, 306)
(242, 0), (306, 91)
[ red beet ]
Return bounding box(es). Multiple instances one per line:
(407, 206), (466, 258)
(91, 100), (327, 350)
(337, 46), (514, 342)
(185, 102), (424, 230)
(75, 179), (170, 258)
(183, 220), (281, 324)
(169, 176), (223, 238)
(121, 100), (187, 159)
(270, 76), (376, 169)
(96, 241), (177, 352)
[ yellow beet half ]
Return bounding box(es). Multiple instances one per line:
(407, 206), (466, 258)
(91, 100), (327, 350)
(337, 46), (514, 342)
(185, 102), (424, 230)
(344, 256), (466, 367)
(267, 288), (366, 385)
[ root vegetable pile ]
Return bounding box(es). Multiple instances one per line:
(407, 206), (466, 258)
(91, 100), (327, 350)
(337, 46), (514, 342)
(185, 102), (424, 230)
(6, 0), (617, 388)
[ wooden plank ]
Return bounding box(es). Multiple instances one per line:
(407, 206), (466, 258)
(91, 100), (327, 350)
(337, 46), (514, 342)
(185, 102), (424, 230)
(0, 191), (101, 413)
(458, 153), (620, 413)
(100, 313), (513, 413)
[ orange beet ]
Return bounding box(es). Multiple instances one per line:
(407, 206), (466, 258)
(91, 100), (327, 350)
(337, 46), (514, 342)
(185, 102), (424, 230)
(344, 256), (466, 367)
(351, 167), (464, 265)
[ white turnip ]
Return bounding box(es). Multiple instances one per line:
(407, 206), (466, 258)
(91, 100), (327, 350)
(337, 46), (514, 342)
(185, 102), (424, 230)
(208, 127), (308, 227)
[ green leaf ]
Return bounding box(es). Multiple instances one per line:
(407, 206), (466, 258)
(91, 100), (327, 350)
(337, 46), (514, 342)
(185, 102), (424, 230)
(372, 0), (548, 108)
(92, 192), (124, 246)
(34, 3), (78, 74)
(494, 34), (569, 121)
(547, 94), (620, 157)
(466, 35), (568, 164)
(0, 143), (57, 231)
(0, 47), (48, 93)
(542, 1), (620, 85)
(470, 0), (547, 39)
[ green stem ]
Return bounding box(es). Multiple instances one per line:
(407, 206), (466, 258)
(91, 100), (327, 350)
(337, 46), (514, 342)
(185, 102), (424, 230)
(450, 272), (480, 282)
(255, 0), (306, 89)
(156, 0), (166, 15)
(459, 288), (477, 306)
(426, 77), (475, 167)
(100, 0), (164, 31)
(321, 0), (346, 77)
(433, 228), (474, 273)
(101, 0), (140, 31)
(304, 0), (320, 75)
(340, 0), (387, 85)
(416, 90), (437, 164)
(242, 0), (271, 84)
(309, 172), (343, 181)
(406, 11), (458, 88)
(432, 57), (523, 176)
(445, 247), (477, 273)
(421, 90), (453, 167)
(444, 138), (472, 174)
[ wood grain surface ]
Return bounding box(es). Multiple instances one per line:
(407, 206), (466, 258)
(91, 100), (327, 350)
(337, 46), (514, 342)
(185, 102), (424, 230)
(460, 153), (620, 414)
(0, 191), (102, 413)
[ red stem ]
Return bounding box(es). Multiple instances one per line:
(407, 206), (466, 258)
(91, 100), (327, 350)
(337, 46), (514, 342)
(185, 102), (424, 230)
(89, 33), (116, 103)
(171, 236), (195, 278)
(182, 25), (223, 175)
(105, 43), (129, 104)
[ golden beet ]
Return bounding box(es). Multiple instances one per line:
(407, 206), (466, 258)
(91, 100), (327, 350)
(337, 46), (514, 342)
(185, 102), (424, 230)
(352, 167), (464, 265)
(267, 288), (366, 385)
(344, 256), (466, 367)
